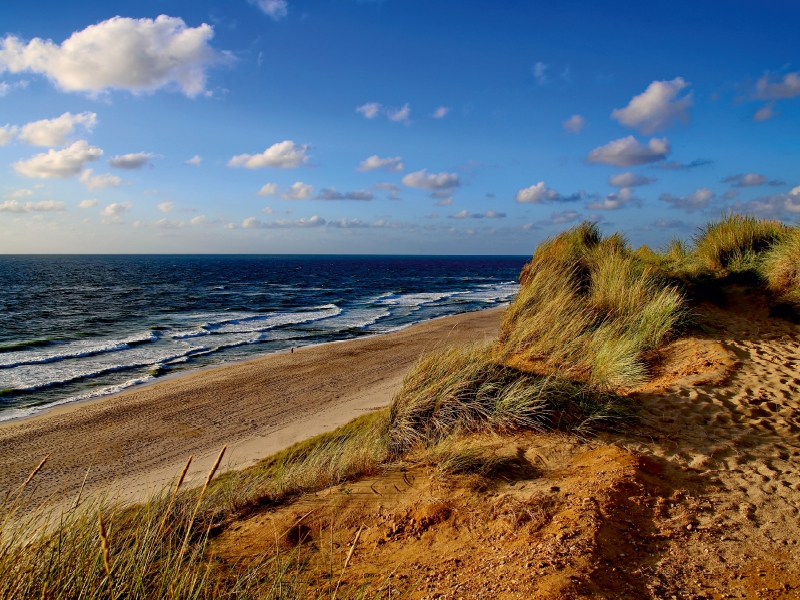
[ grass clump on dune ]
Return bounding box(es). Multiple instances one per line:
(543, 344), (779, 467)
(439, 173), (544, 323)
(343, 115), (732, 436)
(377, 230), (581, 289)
(759, 227), (800, 308)
(693, 213), (787, 273)
(499, 223), (687, 389)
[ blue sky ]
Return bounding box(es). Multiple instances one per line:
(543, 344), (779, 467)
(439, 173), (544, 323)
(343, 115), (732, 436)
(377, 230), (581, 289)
(1, 0), (798, 253)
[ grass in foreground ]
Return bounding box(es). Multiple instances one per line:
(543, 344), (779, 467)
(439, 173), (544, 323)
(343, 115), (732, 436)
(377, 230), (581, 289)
(4, 213), (800, 599)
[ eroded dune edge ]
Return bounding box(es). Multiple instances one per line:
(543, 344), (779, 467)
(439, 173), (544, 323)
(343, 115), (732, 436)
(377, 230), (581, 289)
(4, 216), (800, 599)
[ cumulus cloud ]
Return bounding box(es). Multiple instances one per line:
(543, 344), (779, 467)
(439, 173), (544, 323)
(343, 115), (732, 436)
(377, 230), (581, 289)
(133, 217), (188, 229)
(243, 215), (325, 228)
(435, 196), (453, 206)
(660, 187), (715, 213)
(730, 188), (800, 218)
(280, 181), (314, 200)
(78, 198), (97, 209)
(611, 78), (693, 134)
(250, 0), (288, 19)
(257, 183), (278, 197)
(185, 155), (202, 166)
(157, 201), (174, 212)
(432, 106), (450, 119)
(13, 140), (102, 178)
(0, 16), (224, 97)
(316, 188), (375, 201)
(401, 169), (460, 191)
(6, 188), (34, 198)
(357, 155), (404, 172)
(109, 152), (153, 169)
(607, 172), (655, 187)
(99, 202), (131, 216)
(586, 187), (639, 210)
(652, 218), (686, 229)
(0, 199), (66, 212)
(0, 124), (17, 145)
(79, 168), (122, 190)
(228, 140), (308, 169)
(356, 102), (381, 119)
(514, 182), (583, 204)
(17, 111), (97, 146)
(387, 103), (411, 123)
(562, 114), (585, 133)
(190, 215), (215, 226)
(756, 72), (800, 100)
(586, 136), (670, 167)
(723, 173), (768, 188)
(753, 103), (777, 122)
(551, 210), (580, 224)
(449, 210), (469, 219)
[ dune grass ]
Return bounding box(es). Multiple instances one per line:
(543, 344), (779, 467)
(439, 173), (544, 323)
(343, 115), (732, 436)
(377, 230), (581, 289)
(6, 214), (800, 598)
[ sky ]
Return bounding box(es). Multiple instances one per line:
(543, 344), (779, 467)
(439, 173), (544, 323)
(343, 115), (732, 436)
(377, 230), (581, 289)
(0, 0), (798, 254)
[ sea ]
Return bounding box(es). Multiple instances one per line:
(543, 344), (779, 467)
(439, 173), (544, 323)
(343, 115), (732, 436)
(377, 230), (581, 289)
(0, 255), (528, 422)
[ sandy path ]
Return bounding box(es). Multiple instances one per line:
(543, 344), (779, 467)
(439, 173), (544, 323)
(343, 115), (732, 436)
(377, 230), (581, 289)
(0, 308), (502, 507)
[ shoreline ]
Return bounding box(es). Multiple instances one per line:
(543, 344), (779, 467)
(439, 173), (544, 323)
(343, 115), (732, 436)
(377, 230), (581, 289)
(0, 306), (504, 507)
(0, 304), (508, 428)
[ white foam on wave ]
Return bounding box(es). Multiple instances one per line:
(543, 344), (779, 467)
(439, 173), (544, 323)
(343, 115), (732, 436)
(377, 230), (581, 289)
(0, 375), (156, 423)
(0, 344), (206, 392)
(377, 291), (456, 308)
(315, 307), (391, 330)
(0, 331), (159, 369)
(172, 305), (342, 338)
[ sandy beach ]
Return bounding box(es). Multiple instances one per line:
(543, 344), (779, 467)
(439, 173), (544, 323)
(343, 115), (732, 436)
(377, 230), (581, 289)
(0, 307), (503, 507)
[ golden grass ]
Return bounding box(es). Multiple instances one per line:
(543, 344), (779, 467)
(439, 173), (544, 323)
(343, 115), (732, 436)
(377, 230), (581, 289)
(8, 214), (800, 599)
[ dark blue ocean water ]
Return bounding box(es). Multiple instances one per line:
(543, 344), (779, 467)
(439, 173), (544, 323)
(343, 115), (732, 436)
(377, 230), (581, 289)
(0, 255), (527, 421)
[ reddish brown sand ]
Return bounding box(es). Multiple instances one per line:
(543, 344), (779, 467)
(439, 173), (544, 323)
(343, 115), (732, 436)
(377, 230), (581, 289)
(0, 308), (503, 507)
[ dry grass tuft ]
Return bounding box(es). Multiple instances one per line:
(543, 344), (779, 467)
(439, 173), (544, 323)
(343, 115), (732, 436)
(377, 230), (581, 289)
(693, 213), (787, 272)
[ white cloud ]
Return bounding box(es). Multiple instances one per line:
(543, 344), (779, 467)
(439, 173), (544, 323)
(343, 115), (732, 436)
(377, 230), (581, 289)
(660, 187), (715, 213)
(514, 182), (585, 204)
(328, 218), (369, 228)
(435, 196), (453, 206)
(257, 183), (278, 197)
(317, 188), (375, 201)
(357, 155), (404, 172)
(0, 124), (17, 145)
(280, 181), (314, 200)
(223, 222), (237, 229)
(13, 140), (102, 178)
(586, 136), (670, 167)
(100, 202), (131, 216)
(611, 78), (693, 134)
(723, 173), (768, 187)
(401, 169), (460, 190)
(533, 62), (548, 85)
(387, 103), (411, 123)
(109, 152), (153, 169)
(134, 217), (188, 229)
(228, 140), (308, 169)
(607, 172), (655, 187)
(190, 215), (212, 226)
(157, 201), (174, 212)
(79, 168), (121, 190)
(356, 102), (381, 119)
(6, 188), (34, 198)
(17, 112), (96, 146)
(0, 79), (28, 97)
(586, 187), (638, 210)
(432, 106), (450, 119)
(449, 209), (506, 219)
(731, 192), (800, 218)
(484, 210), (505, 218)
(0, 16), (223, 97)
(753, 102), (777, 122)
(371, 182), (401, 200)
(185, 155), (202, 166)
(78, 198), (97, 209)
(0, 199), (66, 212)
(551, 209), (580, 224)
(792, 186), (800, 197)
(562, 114), (585, 133)
(756, 72), (800, 100)
(262, 206), (277, 214)
(251, 0), (288, 20)
(243, 215), (325, 228)
(450, 210), (469, 219)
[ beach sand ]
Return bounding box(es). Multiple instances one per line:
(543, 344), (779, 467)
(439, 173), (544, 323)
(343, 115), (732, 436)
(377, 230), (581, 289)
(0, 308), (503, 507)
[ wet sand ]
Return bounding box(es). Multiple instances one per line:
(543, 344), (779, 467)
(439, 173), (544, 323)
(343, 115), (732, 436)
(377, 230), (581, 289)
(0, 308), (503, 506)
